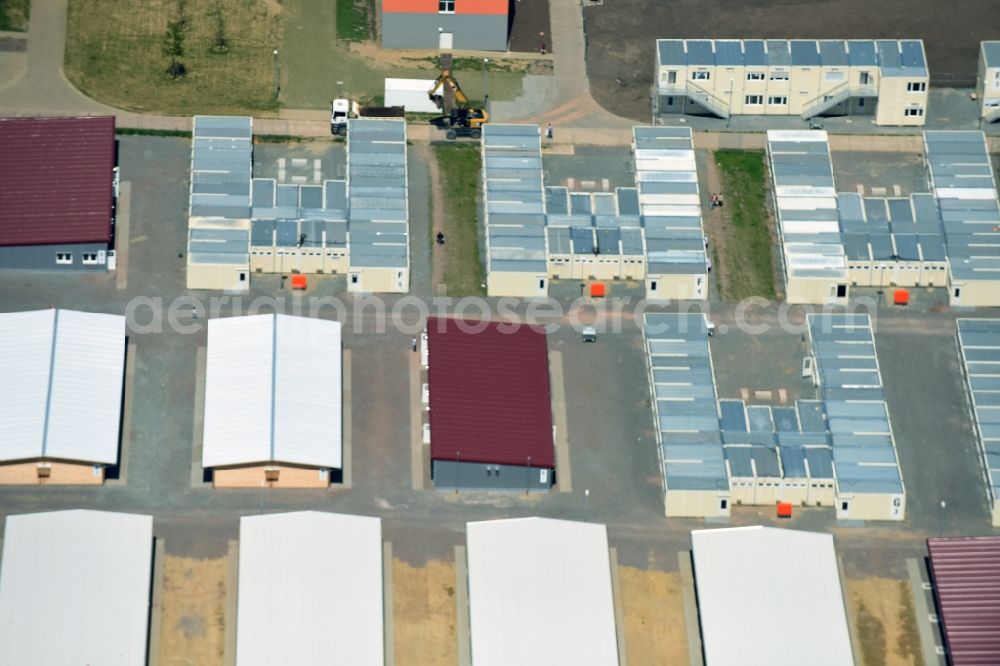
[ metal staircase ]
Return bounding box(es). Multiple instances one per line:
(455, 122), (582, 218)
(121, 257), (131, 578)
(660, 80), (731, 119)
(801, 82), (878, 119)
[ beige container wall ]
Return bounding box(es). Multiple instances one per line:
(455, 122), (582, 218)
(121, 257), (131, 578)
(923, 263), (947, 286)
(993, 499), (1000, 527)
(709, 66), (744, 114)
(251, 250), (276, 273)
(348, 266), (409, 293)
(836, 492), (906, 521)
(487, 271), (547, 297)
(753, 480), (783, 505)
(0, 461), (104, 485)
(730, 480), (755, 506)
(949, 279), (1000, 307)
(548, 256), (572, 280)
(809, 482), (837, 507)
(875, 77), (929, 126)
(980, 62), (1000, 116)
(621, 257), (646, 281)
(779, 479), (810, 505)
(574, 256), (622, 281)
(665, 488), (731, 518)
(212, 464), (331, 488)
(647, 273), (707, 301)
(849, 264), (873, 286)
(788, 67), (823, 115)
(187, 262), (249, 291)
(785, 275), (848, 305)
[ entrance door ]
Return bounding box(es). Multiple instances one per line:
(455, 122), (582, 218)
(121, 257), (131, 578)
(439, 32), (453, 50)
(952, 286), (962, 305)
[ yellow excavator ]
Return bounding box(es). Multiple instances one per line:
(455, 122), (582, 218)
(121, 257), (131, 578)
(427, 61), (489, 140)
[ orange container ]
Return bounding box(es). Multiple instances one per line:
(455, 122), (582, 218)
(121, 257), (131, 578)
(589, 282), (606, 298)
(777, 502), (793, 518)
(893, 289), (909, 306)
(291, 275), (307, 290)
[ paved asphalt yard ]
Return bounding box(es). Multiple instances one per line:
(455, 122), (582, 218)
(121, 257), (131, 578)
(0, 137), (997, 589)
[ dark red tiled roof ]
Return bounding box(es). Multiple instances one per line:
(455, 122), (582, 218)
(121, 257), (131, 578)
(427, 317), (554, 468)
(0, 116), (116, 246)
(928, 536), (1000, 665)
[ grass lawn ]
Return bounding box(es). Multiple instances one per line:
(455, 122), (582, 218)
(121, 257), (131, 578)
(433, 143), (485, 296)
(0, 0), (29, 31)
(65, 0), (281, 116)
(335, 0), (369, 42)
(713, 150), (777, 301)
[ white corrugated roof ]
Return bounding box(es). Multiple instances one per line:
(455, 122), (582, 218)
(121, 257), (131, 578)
(0, 309), (125, 464)
(692, 526), (854, 666)
(202, 314), (342, 469)
(467, 517), (619, 666)
(236, 511), (384, 666)
(0, 510), (153, 666)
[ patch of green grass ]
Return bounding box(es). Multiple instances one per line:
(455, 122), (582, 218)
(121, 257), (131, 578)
(116, 127), (192, 138)
(713, 150), (777, 301)
(0, 0), (29, 31)
(255, 134), (304, 143)
(335, 0), (369, 41)
(433, 143), (485, 296)
(65, 0), (281, 116)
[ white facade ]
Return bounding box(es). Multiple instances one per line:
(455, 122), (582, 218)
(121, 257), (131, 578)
(0, 510), (153, 666)
(0, 309), (125, 464)
(236, 511), (384, 666)
(978, 42), (1000, 122)
(692, 526), (853, 666)
(466, 517), (619, 666)
(384, 78), (440, 113)
(202, 314), (342, 469)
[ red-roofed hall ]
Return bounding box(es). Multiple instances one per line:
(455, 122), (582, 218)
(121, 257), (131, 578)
(0, 116), (117, 271)
(425, 317), (555, 491)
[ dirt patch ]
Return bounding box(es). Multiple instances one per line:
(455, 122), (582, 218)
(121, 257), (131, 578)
(619, 566), (689, 665)
(845, 577), (924, 666)
(583, 0), (1000, 121)
(158, 555), (227, 666)
(394, 559), (458, 666)
(262, 0), (283, 14)
(508, 0), (552, 54)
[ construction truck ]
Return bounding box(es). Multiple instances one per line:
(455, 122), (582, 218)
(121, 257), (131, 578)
(427, 62), (489, 140)
(330, 99), (405, 135)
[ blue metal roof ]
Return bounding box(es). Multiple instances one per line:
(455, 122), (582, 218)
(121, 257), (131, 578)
(790, 40), (821, 67)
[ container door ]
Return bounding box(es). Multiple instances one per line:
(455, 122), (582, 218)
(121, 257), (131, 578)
(439, 32), (453, 50)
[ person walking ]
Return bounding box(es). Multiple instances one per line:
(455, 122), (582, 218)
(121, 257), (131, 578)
(710, 193), (718, 209)
(545, 123), (554, 140)
(412, 336), (418, 352)
(717, 193), (724, 208)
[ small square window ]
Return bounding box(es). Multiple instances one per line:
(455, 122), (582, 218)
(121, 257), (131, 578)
(438, 0), (454, 12)
(81, 253), (99, 265)
(841, 501), (849, 511)
(55, 253), (73, 265)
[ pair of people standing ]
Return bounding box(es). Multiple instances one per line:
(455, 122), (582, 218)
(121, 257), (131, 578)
(710, 193), (725, 209)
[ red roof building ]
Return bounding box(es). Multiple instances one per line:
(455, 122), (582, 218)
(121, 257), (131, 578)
(928, 536), (1000, 665)
(0, 116), (116, 248)
(427, 317), (554, 472)
(381, 0), (509, 51)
